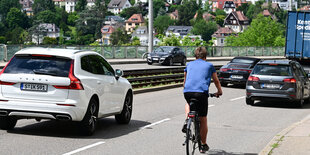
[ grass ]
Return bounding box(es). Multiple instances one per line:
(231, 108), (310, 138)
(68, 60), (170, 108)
(268, 136), (284, 155)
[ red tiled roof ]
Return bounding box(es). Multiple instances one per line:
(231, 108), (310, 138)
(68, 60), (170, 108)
(126, 14), (144, 23)
(101, 26), (115, 34)
(232, 11), (248, 21)
(301, 5), (310, 11)
(212, 27), (235, 37)
(194, 12), (215, 20)
(262, 10), (271, 16)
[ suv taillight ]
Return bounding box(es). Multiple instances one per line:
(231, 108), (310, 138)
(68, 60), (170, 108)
(0, 56), (16, 85)
(283, 78), (296, 83)
(220, 68), (228, 72)
(248, 76), (260, 81)
(53, 60), (84, 90)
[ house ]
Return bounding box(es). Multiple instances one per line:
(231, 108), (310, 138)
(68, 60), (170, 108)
(194, 12), (215, 21)
(108, 0), (132, 14)
(211, 0), (226, 11)
(169, 10), (179, 20)
(262, 9), (277, 20)
(32, 23), (60, 44)
(131, 26), (148, 45)
(104, 16), (125, 28)
(233, 0), (247, 8)
(223, 1), (236, 14)
(135, 0), (147, 3)
(125, 14), (145, 33)
(65, 0), (77, 13)
(212, 27), (236, 46)
(271, 0), (297, 11)
(224, 11), (249, 33)
(262, 2), (280, 11)
(300, 5), (310, 11)
(165, 26), (201, 39)
(20, 0), (34, 16)
(101, 25), (115, 45)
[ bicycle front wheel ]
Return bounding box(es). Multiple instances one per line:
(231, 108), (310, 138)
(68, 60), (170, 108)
(185, 118), (198, 155)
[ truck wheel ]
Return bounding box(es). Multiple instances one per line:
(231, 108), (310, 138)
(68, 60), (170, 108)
(0, 116), (17, 130)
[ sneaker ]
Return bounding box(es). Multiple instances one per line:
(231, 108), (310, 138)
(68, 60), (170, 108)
(200, 144), (209, 153)
(182, 119), (188, 133)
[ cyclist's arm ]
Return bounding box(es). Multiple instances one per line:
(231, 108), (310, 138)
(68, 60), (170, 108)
(212, 72), (223, 96)
(183, 72), (187, 87)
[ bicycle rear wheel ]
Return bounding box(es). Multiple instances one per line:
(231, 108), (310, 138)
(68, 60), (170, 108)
(185, 118), (198, 155)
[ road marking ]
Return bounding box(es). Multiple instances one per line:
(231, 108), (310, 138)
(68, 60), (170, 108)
(62, 141), (105, 155)
(140, 118), (171, 130)
(230, 96), (246, 101)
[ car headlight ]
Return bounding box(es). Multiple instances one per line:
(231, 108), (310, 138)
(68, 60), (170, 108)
(162, 55), (169, 58)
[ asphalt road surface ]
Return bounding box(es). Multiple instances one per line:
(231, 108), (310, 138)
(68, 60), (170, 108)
(1, 85), (310, 155)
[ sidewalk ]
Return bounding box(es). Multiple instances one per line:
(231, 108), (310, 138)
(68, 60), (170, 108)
(260, 114), (310, 155)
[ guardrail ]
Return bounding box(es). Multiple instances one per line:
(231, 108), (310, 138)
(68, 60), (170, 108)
(0, 45), (285, 62)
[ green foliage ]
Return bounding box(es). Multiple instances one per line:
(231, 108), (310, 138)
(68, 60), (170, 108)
(236, 3), (250, 15)
(273, 36), (285, 47)
(76, 0), (87, 12)
(110, 28), (131, 45)
(130, 0), (135, 5)
(225, 14), (285, 47)
(33, 0), (56, 14)
(178, 0), (199, 26)
(192, 20), (217, 42)
(158, 34), (181, 46)
(75, 7), (105, 36)
(120, 7), (145, 19)
(35, 10), (58, 25)
(181, 35), (207, 46)
(124, 36), (140, 46)
(8, 27), (24, 44)
(215, 9), (226, 16)
(43, 37), (58, 45)
(68, 12), (79, 26)
(0, 0), (21, 18)
(6, 8), (30, 30)
(77, 34), (94, 45)
(153, 0), (166, 19)
(154, 15), (176, 34)
(215, 15), (225, 27)
(0, 36), (6, 44)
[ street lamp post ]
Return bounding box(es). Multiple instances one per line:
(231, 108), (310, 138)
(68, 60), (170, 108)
(148, 0), (153, 53)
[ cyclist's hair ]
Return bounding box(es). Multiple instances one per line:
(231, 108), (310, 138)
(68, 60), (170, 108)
(194, 47), (207, 59)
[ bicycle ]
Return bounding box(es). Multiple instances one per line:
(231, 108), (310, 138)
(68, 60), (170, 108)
(183, 93), (216, 155)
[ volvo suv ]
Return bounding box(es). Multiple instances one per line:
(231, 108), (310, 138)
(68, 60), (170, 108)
(246, 60), (310, 108)
(0, 47), (133, 135)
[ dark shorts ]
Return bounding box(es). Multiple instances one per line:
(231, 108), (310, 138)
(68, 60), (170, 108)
(184, 92), (209, 117)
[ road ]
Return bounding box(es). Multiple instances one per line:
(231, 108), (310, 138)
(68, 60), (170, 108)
(1, 85), (309, 155)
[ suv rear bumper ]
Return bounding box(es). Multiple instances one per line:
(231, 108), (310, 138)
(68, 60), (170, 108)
(246, 87), (298, 101)
(220, 78), (247, 84)
(0, 99), (88, 121)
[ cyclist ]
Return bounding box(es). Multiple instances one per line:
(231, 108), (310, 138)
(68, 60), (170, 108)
(182, 47), (223, 153)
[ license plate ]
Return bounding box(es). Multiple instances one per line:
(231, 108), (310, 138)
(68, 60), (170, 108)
(153, 58), (159, 61)
(262, 84), (280, 89)
(231, 75), (243, 79)
(21, 83), (48, 92)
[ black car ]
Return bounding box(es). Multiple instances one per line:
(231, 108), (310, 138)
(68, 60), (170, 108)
(246, 60), (310, 108)
(147, 46), (187, 66)
(218, 57), (261, 86)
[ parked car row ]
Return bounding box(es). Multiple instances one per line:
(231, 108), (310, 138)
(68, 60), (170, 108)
(219, 57), (310, 108)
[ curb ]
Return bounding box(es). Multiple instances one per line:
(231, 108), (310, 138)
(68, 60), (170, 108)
(133, 83), (183, 94)
(259, 114), (310, 155)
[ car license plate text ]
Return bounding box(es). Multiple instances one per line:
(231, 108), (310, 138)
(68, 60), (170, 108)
(231, 75), (243, 79)
(153, 58), (159, 61)
(21, 83), (48, 92)
(262, 84), (280, 89)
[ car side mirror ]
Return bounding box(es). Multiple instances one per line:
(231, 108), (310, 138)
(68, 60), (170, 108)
(115, 69), (123, 80)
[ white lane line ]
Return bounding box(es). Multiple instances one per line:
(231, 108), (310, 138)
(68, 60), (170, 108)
(62, 141), (105, 155)
(140, 118), (171, 130)
(230, 96), (246, 101)
(208, 104), (215, 108)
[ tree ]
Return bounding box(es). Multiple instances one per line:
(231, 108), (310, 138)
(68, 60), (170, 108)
(34, 10), (58, 25)
(215, 9), (226, 16)
(75, 7), (105, 36)
(215, 15), (225, 27)
(32, 0), (55, 14)
(236, 3), (250, 15)
(110, 28), (131, 45)
(120, 7), (144, 19)
(181, 35), (207, 46)
(76, 0), (87, 12)
(191, 20), (217, 42)
(178, 0), (199, 26)
(9, 27), (24, 44)
(158, 34), (181, 46)
(153, 0), (166, 19)
(43, 37), (58, 45)
(6, 8), (30, 30)
(68, 12), (79, 26)
(0, 36), (5, 44)
(225, 14), (285, 46)
(154, 15), (176, 34)
(0, 0), (21, 18)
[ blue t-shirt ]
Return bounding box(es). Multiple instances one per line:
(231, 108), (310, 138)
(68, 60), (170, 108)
(183, 59), (216, 94)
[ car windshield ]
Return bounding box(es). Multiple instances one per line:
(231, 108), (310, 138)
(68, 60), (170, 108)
(252, 64), (292, 76)
(3, 55), (72, 77)
(231, 58), (255, 64)
(153, 47), (174, 53)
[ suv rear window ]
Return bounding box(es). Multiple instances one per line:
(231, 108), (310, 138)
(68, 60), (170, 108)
(252, 64), (292, 76)
(3, 55), (71, 77)
(231, 58), (255, 64)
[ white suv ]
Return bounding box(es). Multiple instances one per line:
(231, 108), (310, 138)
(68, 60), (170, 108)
(0, 47), (133, 135)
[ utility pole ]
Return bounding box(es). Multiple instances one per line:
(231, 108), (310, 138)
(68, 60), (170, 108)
(148, 0), (153, 53)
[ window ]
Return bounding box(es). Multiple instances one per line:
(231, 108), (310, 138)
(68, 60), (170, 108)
(233, 20), (236, 24)
(230, 16), (233, 19)
(88, 55), (105, 75)
(221, 39), (224, 44)
(81, 56), (92, 73)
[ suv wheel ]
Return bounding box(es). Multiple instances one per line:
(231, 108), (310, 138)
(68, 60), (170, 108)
(246, 98), (254, 105)
(115, 91), (133, 124)
(80, 98), (98, 136)
(0, 116), (17, 130)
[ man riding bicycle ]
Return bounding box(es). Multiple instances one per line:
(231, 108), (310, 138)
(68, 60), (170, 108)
(183, 47), (223, 153)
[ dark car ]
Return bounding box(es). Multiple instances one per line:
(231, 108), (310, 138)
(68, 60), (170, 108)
(147, 46), (187, 66)
(246, 60), (310, 108)
(218, 57), (261, 86)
